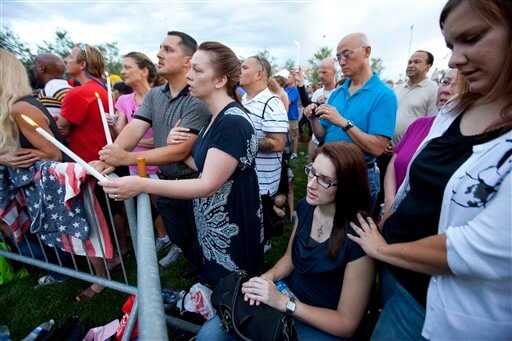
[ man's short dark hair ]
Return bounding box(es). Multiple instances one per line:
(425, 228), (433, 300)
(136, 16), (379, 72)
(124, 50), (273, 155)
(167, 31), (198, 56)
(416, 50), (434, 66)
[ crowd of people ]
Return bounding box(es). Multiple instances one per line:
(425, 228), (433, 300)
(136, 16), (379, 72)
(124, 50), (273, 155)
(1, 0), (510, 339)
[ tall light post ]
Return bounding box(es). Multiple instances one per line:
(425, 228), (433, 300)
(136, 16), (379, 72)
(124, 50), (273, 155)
(407, 25), (414, 59)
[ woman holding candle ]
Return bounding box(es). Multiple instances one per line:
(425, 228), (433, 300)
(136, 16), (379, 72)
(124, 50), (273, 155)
(111, 51), (169, 251)
(0, 49), (64, 166)
(111, 52), (159, 176)
(100, 42), (264, 285)
(0, 48), (72, 284)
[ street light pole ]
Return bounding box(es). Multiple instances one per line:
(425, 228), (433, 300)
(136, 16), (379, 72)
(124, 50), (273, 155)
(407, 25), (414, 59)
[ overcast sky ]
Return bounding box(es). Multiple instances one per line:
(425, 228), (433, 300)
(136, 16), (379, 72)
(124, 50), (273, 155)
(2, 0), (451, 81)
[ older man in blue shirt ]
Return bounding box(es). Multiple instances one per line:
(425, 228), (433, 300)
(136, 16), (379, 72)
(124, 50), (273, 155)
(305, 32), (397, 210)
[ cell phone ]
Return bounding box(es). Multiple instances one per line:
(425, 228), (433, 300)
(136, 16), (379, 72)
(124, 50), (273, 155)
(187, 128), (200, 135)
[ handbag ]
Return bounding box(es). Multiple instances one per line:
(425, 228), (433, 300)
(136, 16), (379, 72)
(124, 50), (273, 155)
(211, 270), (296, 341)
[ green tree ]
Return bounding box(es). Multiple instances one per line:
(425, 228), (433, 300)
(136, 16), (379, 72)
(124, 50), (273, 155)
(283, 58), (295, 72)
(307, 46), (333, 83)
(37, 29), (74, 59)
(37, 29), (121, 75)
(97, 42), (122, 75)
(0, 26), (34, 69)
(370, 57), (385, 77)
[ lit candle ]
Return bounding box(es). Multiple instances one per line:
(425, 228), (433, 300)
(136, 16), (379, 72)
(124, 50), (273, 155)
(21, 115), (107, 182)
(104, 71), (115, 117)
(95, 92), (113, 145)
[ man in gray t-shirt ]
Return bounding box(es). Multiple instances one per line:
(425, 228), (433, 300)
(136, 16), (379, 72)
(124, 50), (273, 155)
(96, 31), (211, 272)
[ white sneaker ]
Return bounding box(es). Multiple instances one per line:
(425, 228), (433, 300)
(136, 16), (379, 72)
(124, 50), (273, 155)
(155, 237), (172, 253)
(37, 275), (66, 286)
(159, 245), (182, 267)
(290, 153), (298, 160)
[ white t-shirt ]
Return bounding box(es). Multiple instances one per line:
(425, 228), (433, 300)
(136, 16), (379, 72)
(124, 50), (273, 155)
(243, 88), (288, 196)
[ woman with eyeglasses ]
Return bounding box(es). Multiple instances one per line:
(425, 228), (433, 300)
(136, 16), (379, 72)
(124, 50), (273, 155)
(198, 142), (376, 340)
(348, 0), (512, 339)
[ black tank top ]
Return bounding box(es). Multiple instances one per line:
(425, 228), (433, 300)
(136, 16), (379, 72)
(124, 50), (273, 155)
(15, 95), (70, 161)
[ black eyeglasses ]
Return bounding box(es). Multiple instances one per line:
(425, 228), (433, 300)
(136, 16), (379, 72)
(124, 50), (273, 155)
(304, 164), (337, 189)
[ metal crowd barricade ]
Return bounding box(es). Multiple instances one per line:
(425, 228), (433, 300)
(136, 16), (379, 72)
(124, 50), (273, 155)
(0, 173), (203, 340)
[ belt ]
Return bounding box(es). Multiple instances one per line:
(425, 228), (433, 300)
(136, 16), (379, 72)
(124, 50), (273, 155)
(366, 162), (376, 169)
(157, 172), (197, 180)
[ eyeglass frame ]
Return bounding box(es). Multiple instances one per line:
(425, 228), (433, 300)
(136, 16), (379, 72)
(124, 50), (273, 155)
(439, 77), (456, 88)
(304, 164), (338, 189)
(335, 46), (367, 62)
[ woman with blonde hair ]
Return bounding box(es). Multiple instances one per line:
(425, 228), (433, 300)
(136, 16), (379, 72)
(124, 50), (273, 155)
(0, 48), (70, 285)
(0, 48), (63, 167)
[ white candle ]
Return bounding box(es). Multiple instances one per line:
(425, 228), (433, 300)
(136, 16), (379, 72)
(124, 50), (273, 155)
(104, 71), (115, 117)
(95, 92), (113, 145)
(21, 115), (107, 182)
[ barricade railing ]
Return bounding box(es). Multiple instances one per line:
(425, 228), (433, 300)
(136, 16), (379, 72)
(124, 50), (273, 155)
(0, 166), (206, 339)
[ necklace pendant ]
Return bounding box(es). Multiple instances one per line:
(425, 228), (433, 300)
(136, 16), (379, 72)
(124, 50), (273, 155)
(317, 225), (324, 238)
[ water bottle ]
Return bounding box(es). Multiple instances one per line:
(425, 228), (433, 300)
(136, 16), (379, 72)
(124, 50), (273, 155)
(22, 320), (54, 341)
(275, 280), (294, 297)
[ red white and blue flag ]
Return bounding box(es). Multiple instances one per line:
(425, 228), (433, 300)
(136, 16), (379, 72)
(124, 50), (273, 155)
(0, 161), (113, 258)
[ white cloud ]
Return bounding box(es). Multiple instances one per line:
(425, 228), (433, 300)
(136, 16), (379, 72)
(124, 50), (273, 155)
(2, 0), (451, 81)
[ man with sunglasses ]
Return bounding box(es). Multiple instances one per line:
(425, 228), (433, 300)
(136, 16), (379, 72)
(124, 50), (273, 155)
(240, 56), (288, 249)
(57, 43), (109, 163)
(304, 32), (397, 211)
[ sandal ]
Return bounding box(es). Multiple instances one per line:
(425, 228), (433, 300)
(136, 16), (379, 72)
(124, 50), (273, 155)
(73, 285), (102, 302)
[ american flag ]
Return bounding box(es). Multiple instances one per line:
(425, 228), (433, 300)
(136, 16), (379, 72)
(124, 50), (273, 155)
(0, 161), (113, 258)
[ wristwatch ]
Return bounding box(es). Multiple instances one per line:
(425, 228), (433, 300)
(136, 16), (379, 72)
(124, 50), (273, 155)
(342, 120), (355, 132)
(285, 296), (296, 316)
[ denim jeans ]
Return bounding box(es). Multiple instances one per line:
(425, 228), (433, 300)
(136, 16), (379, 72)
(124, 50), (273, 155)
(197, 314), (351, 341)
(371, 266), (426, 340)
(156, 196), (202, 268)
(367, 166), (380, 213)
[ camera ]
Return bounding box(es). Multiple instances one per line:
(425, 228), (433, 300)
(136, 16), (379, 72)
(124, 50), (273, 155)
(312, 107), (322, 117)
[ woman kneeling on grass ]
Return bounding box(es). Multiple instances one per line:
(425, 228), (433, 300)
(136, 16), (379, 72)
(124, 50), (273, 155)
(198, 142), (376, 340)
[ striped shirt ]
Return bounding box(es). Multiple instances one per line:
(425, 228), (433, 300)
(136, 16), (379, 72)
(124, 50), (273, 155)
(38, 79), (71, 118)
(243, 88), (288, 196)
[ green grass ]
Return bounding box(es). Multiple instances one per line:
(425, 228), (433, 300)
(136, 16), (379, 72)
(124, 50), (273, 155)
(0, 143), (309, 340)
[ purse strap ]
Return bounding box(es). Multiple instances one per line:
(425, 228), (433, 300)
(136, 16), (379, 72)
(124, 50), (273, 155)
(231, 270), (253, 341)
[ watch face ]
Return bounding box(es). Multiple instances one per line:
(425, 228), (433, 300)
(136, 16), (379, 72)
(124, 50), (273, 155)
(286, 299), (296, 313)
